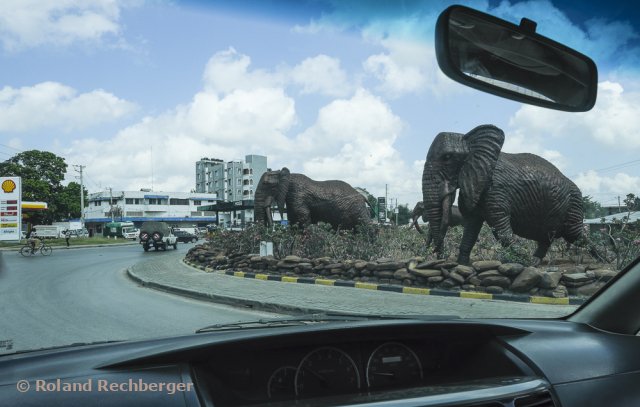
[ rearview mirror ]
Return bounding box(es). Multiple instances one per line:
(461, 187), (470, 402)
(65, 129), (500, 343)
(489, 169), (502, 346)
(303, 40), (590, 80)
(435, 5), (597, 112)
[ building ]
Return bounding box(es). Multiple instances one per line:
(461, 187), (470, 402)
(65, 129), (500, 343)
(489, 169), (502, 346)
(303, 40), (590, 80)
(83, 190), (218, 236)
(194, 155), (267, 227)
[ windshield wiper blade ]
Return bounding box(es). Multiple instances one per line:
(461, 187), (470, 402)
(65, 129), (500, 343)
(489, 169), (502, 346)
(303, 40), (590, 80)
(195, 313), (366, 333)
(2, 340), (124, 356)
(195, 312), (460, 333)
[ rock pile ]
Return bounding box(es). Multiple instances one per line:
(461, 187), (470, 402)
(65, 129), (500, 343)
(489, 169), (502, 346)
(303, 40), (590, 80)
(186, 246), (617, 298)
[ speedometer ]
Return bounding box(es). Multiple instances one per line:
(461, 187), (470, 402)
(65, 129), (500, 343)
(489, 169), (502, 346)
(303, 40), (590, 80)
(267, 366), (297, 400)
(366, 342), (423, 389)
(294, 346), (361, 397)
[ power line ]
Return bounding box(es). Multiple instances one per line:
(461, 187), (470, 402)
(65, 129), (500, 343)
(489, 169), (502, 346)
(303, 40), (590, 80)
(0, 143), (24, 152)
(570, 158), (640, 178)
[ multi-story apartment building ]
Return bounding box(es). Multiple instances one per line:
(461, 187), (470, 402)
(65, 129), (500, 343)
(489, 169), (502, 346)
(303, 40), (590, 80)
(194, 155), (267, 227)
(83, 190), (218, 236)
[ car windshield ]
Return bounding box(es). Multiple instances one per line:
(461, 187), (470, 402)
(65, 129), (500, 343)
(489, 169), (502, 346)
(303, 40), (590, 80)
(0, 0), (638, 355)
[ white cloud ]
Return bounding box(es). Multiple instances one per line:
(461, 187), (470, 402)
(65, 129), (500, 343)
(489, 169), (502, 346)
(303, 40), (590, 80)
(575, 170), (640, 198)
(294, 89), (421, 204)
(0, 82), (137, 132)
(0, 0), (129, 51)
(501, 132), (567, 171)
(202, 47), (283, 94)
(291, 55), (352, 97)
(363, 37), (464, 99)
(509, 81), (640, 149)
(65, 83), (297, 192)
(203, 48), (354, 98)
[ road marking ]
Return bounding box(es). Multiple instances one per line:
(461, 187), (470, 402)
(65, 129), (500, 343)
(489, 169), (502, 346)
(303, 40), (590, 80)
(355, 282), (378, 290)
(402, 287), (430, 295)
(460, 291), (493, 299)
(530, 296), (570, 305)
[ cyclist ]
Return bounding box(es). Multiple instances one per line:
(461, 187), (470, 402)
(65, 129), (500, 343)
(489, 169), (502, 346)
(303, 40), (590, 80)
(27, 228), (41, 254)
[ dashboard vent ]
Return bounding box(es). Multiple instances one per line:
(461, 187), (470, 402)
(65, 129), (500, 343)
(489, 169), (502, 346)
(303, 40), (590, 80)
(514, 391), (555, 407)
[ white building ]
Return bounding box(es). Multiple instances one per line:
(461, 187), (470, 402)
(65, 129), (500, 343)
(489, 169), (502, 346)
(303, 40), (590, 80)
(83, 190), (218, 236)
(195, 154), (267, 227)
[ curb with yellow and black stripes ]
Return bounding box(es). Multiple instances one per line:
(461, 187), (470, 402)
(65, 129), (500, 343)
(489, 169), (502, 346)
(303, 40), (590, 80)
(183, 259), (585, 306)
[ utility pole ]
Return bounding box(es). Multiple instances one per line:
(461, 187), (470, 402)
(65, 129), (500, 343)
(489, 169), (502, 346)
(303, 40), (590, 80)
(73, 165), (86, 226)
(109, 187), (114, 222)
(392, 198), (398, 225)
(385, 184), (388, 223)
(618, 195), (621, 213)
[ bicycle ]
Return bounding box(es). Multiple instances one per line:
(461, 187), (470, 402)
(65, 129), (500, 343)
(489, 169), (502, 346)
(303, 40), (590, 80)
(20, 241), (53, 257)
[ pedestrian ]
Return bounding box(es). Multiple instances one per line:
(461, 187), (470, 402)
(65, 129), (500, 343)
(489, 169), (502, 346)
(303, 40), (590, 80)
(64, 229), (71, 248)
(27, 228), (40, 254)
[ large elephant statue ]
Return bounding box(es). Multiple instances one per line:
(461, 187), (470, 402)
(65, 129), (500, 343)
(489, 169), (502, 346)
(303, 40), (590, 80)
(422, 124), (586, 266)
(254, 167), (371, 229)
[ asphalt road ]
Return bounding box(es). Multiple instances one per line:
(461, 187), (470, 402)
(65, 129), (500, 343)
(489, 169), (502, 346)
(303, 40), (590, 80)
(0, 243), (279, 355)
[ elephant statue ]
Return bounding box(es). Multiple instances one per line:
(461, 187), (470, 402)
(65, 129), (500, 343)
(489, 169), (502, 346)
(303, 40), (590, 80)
(423, 124), (586, 266)
(411, 202), (463, 247)
(254, 167), (371, 230)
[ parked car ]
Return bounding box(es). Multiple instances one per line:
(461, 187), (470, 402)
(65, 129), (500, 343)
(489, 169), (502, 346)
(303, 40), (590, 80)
(138, 221), (178, 251)
(173, 230), (198, 243)
(121, 227), (139, 240)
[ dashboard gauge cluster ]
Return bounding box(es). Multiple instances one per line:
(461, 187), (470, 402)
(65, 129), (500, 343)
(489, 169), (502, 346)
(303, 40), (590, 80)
(260, 341), (438, 402)
(196, 324), (533, 407)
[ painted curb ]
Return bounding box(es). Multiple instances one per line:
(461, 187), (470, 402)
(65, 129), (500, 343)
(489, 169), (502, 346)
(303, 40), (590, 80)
(183, 259), (585, 306)
(126, 266), (320, 315)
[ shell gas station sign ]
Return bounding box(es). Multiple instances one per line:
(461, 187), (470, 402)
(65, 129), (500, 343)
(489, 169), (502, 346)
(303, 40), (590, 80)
(1, 177), (22, 241)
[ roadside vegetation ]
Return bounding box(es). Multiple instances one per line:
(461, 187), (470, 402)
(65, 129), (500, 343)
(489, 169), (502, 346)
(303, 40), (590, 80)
(207, 214), (639, 271)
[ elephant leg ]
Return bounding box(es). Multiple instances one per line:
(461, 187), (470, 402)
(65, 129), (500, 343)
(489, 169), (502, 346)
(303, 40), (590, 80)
(531, 241), (551, 266)
(489, 213), (515, 248)
(458, 217), (483, 265)
(294, 208), (311, 227)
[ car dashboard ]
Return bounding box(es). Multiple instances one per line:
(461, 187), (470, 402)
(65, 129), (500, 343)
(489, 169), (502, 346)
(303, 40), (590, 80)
(2, 318), (640, 406)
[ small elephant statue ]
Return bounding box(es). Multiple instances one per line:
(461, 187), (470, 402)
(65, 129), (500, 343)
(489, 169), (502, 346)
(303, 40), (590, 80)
(411, 202), (463, 249)
(422, 124), (587, 266)
(254, 167), (371, 229)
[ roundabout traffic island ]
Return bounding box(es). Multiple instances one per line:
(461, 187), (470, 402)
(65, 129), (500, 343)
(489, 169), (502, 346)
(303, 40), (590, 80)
(185, 245), (618, 301)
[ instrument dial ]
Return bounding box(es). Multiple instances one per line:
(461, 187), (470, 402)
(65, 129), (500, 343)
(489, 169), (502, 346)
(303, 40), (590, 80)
(366, 342), (423, 389)
(294, 346), (361, 397)
(267, 366), (297, 400)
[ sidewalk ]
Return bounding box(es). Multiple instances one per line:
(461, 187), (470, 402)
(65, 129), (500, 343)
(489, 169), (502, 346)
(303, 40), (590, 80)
(0, 241), (138, 252)
(126, 253), (578, 319)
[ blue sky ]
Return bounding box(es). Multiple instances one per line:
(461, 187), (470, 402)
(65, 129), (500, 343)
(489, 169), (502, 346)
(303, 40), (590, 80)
(0, 0), (638, 208)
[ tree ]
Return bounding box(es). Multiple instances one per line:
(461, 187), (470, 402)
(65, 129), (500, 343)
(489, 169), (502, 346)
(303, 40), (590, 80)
(356, 187), (379, 219)
(57, 182), (89, 220)
(390, 204), (410, 226)
(582, 195), (604, 219)
(0, 150), (85, 224)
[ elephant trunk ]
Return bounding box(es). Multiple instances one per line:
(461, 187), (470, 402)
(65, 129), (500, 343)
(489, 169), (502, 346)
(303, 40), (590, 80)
(423, 173), (454, 258)
(254, 185), (273, 227)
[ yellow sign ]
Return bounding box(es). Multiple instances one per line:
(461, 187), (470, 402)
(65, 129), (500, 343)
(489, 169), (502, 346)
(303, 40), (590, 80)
(1, 179), (16, 193)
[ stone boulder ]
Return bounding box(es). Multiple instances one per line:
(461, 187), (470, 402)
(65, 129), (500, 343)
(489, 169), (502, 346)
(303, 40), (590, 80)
(592, 269), (617, 282)
(510, 267), (543, 292)
(472, 260), (502, 272)
(481, 276), (512, 289)
(453, 265), (474, 278)
(539, 272), (562, 289)
(498, 263), (525, 277)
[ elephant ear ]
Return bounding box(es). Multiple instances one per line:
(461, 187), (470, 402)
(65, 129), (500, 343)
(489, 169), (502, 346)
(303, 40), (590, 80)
(275, 167), (291, 210)
(458, 125), (505, 212)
